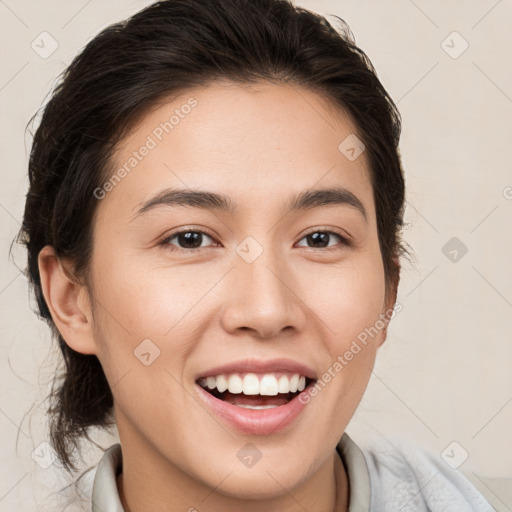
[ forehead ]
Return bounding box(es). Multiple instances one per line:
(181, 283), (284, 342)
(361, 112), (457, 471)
(98, 80), (375, 223)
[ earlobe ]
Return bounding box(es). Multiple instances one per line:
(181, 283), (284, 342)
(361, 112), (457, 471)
(38, 245), (98, 355)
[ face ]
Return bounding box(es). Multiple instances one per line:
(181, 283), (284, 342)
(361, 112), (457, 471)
(85, 81), (394, 499)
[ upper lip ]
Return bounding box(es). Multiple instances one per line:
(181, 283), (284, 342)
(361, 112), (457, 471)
(195, 358), (318, 381)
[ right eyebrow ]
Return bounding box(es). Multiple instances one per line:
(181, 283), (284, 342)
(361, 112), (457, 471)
(130, 188), (239, 221)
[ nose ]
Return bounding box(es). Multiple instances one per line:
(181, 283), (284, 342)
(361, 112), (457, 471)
(219, 247), (307, 340)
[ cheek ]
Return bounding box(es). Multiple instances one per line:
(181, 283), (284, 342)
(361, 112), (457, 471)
(88, 257), (196, 425)
(89, 252), (219, 369)
(91, 251), (191, 332)
(302, 250), (387, 346)
(301, 248), (386, 410)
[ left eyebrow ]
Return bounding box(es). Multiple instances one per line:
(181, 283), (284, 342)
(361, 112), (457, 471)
(130, 186), (367, 223)
(284, 186), (367, 223)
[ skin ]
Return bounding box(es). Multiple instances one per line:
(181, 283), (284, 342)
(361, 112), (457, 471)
(38, 80), (398, 512)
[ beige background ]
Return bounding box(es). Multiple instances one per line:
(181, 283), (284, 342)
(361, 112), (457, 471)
(1, 0), (511, 510)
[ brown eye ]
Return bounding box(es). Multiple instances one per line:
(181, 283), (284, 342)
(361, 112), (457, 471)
(296, 231), (349, 249)
(162, 230), (216, 250)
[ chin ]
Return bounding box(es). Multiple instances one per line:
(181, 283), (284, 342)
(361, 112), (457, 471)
(201, 464), (307, 500)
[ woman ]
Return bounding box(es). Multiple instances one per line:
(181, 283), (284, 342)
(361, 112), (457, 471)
(18, 0), (494, 510)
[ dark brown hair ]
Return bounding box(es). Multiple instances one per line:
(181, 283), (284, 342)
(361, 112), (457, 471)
(17, 0), (411, 475)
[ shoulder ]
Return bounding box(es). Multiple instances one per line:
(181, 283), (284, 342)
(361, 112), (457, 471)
(355, 434), (495, 512)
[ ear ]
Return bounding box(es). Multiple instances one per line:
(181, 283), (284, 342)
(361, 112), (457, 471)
(38, 245), (98, 355)
(376, 258), (401, 348)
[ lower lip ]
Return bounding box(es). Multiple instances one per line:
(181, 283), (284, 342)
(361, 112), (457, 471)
(195, 384), (312, 435)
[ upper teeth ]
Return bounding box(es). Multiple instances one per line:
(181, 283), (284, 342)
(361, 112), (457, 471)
(198, 373), (307, 396)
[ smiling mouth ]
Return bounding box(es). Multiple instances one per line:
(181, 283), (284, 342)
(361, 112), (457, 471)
(196, 374), (316, 409)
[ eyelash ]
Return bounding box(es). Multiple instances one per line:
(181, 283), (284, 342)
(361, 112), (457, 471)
(159, 227), (352, 253)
